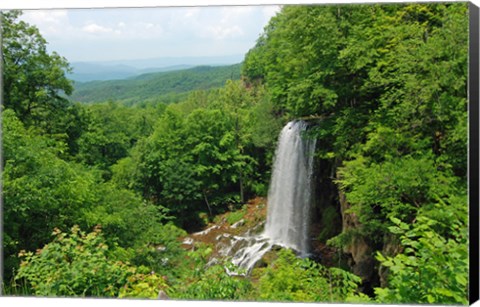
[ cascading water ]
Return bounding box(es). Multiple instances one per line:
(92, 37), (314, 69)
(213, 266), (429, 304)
(225, 120), (316, 275)
(264, 120), (316, 255)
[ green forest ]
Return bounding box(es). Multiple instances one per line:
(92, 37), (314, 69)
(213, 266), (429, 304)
(71, 64), (242, 105)
(2, 3), (469, 304)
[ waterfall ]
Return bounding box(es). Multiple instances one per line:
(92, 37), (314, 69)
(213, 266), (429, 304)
(225, 120), (316, 274)
(264, 120), (316, 256)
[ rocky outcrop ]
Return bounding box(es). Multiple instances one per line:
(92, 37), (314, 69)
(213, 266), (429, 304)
(337, 189), (405, 295)
(307, 153), (380, 293)
(157, 290), (169, 300)
(338, 190), (377, 294)
(310, 158), (342, 241)
(379, 233), (402, 287)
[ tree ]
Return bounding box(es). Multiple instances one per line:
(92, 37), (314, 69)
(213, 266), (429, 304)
(3, 108), (170, 284)
(2, 11), (73, 126)
(74, 101), (163, 178)
(1, 10), (90, 157)
(115, 84), (269, 227)
(243, 6), (345, 117)
(142, 107), (250, 218)
(2, 109), (99, 279)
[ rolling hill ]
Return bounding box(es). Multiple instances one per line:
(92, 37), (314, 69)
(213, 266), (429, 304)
(68, 55), (244, 82)
(71, 64), (242, 104)
(67, 62), (194, 82)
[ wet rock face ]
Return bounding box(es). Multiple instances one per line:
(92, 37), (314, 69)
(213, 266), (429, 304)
(308, 159), (402, 296)
(336, 189), (404, 295)
(230, 219), (245, 229)
(308, 157), (342, 264)
(304, 154), (379, 292)
(342, 239), (375, 286)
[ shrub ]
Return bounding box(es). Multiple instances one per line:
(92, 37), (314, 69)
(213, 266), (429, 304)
(173, 264), (252, 300)
(257, 249), (365, 302)
(375, 206), (468, 305)
(15, 225), (167, 298)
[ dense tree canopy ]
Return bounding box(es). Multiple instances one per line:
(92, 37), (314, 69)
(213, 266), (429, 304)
(71, 64), (242, 105)
(111, 81), (273, 227)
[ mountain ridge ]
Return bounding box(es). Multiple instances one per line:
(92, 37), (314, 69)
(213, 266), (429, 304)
(68, 54), (244, 82)
(71, 63), (242, 105)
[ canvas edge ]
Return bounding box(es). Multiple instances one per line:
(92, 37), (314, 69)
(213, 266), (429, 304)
(0, 2), (475, 306)
(469, 1), (480, 305)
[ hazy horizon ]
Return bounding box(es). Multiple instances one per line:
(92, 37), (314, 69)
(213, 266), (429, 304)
(67, 54), (245, 82)
(70, 53), (245, 64)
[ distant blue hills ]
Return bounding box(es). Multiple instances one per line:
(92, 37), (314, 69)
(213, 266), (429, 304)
(68, 54), (244, 82)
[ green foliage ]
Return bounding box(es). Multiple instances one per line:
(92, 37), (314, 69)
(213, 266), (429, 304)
(257, 249), (364, 302)
(1, 11), (80, 140)
(80, 183), (171, 248)
(15, 226), (166, 297)
(358, 3), (466, 173)
(250, 3), (467, 302)
(245, 3), (468, 167)
(245, 5), (468, 303)
(3, 109), (99, 276)
(337, 154), (460, 243)
(317, 206), (341, 243)
(72, 64), (242, 104)
(226, 205), (247, 225)
(127, 222), (189, 283)
(375, 200), (468, 304)
(2, 109), (173, 284)
(119, 273), (168, 299)
(173, 264), (252, 301)
(243, 6), (342, 117)
(120, 81), (271, 225)
(75, 101), (161, 177)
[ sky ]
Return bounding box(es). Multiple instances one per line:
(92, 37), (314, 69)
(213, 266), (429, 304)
(19, 5), (281, 63)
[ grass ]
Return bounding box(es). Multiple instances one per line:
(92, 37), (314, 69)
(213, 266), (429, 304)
(226, 205), (247, 225)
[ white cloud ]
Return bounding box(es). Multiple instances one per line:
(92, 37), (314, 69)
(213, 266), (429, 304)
(23, 10), (68, 24)
(207, 25), (244, 40)
(22, 10), (69, 35)
(221, 6), (253, 20)
(193, 6), (255, 40)
(82, 22), (114, 34)
(184, 8), (200, 19)
(113, 21), (164, 39)
(263, 5), (282, 20)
